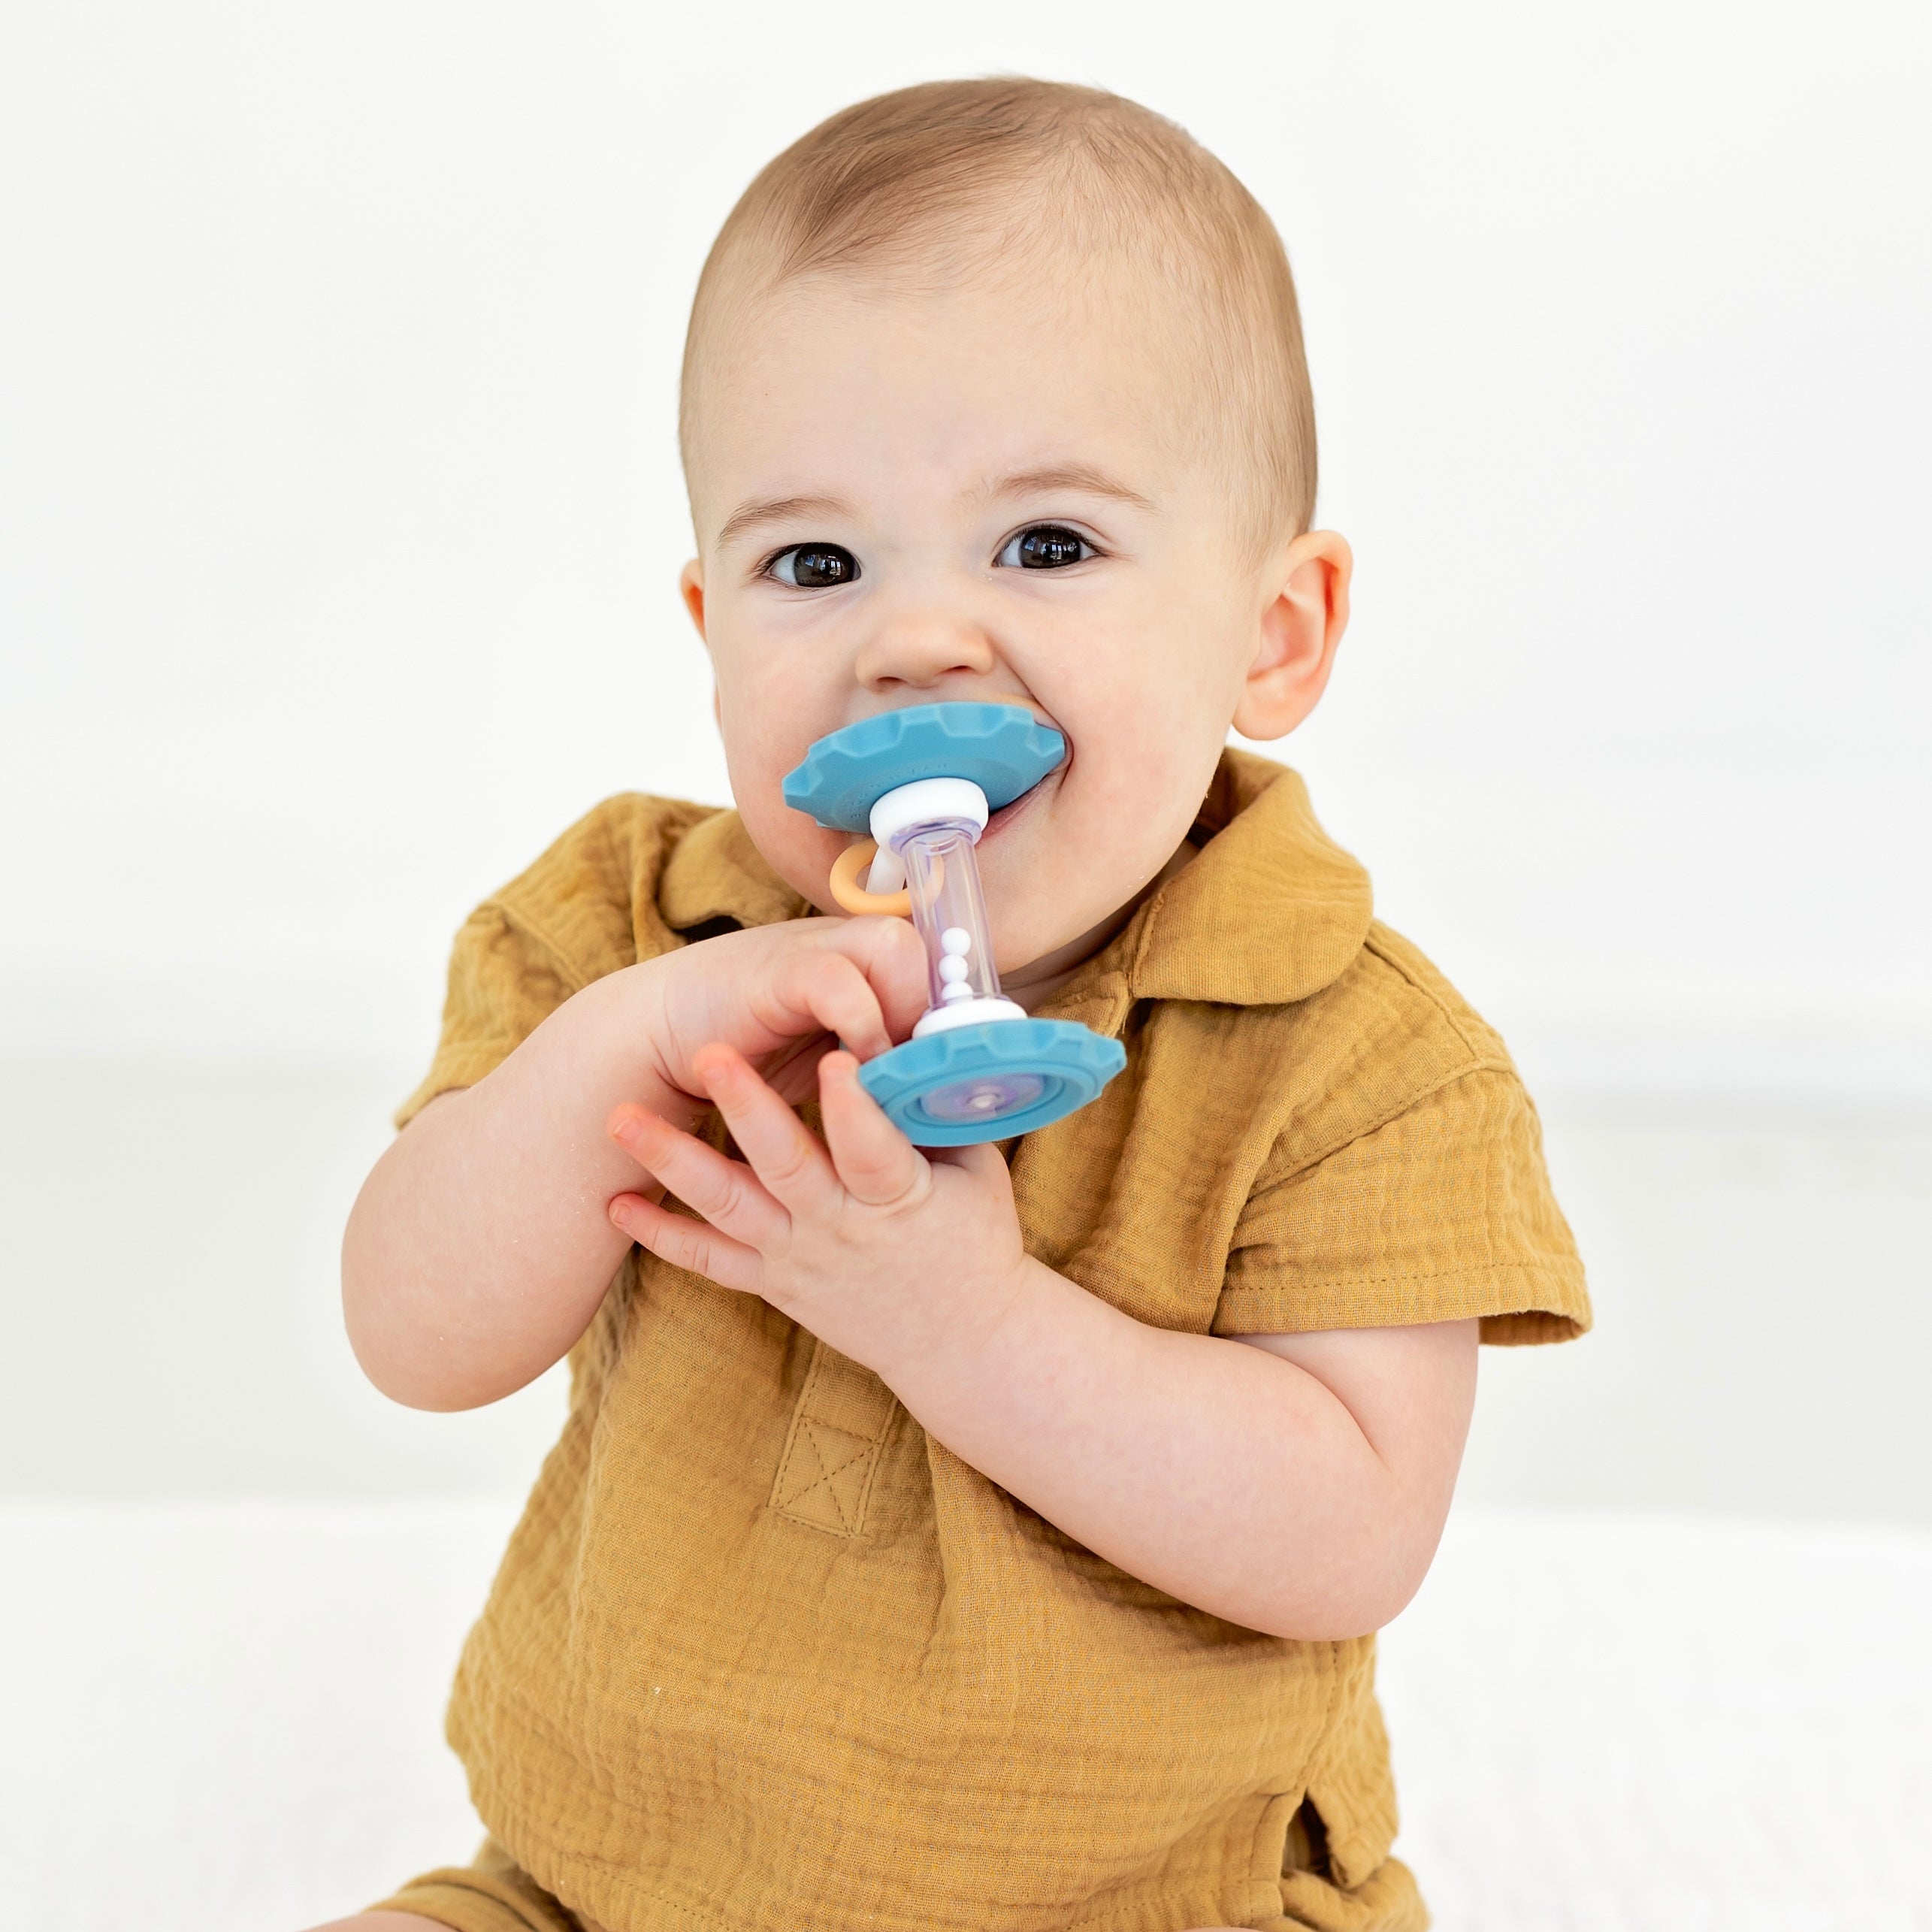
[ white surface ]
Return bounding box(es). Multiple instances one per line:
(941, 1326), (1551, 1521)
(1378, 1510), (1932, 1932)
(2, 1499), (1925, 1931)
(2, 2), (1928, 1087)
(1, 1500), (511, 1931)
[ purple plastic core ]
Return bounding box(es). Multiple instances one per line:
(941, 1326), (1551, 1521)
(918, 1072), (1048, 1123)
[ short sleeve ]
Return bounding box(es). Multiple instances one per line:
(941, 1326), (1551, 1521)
(393, 903), (585, 1129)
(1214, 1066), (1591, 1346)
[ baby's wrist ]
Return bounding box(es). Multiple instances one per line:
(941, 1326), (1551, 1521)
(863, 1250), (1053, 1418)
(571, 959), (709, 1133)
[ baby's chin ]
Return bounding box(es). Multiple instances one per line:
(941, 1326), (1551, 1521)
(983, 859), (1163, 985)
(978, 800), (1181, 978)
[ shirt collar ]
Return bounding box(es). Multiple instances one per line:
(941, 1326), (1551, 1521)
(1117, 748), (1373, 1006)
(658, 805), (808, 933)
(1030, 751), (1374, 1033)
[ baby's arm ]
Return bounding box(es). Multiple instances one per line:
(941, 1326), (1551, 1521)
(341, 918), (927, 1410)
(882, 1293), (1474, 1642)
(609, 1045), (1474, 1641)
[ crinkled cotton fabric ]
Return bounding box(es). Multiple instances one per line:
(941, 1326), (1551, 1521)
(373, 751), (1589, 1932)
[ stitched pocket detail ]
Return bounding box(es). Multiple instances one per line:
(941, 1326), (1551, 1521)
(769, 1337), (899, 1538)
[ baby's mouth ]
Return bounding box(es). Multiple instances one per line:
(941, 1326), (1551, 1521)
(983, 755), (1064, 842)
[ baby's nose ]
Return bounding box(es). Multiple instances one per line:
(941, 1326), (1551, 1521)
(851, 603), (998, 692)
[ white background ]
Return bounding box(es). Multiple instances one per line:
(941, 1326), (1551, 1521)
(2, 2), (1929, 1519)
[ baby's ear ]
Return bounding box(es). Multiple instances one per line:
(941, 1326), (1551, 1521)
(679, 558), (708, 641)
(1232, 531), (1352, 741)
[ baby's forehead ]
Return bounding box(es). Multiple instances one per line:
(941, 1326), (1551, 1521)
(682, 269), (1261, 553)
(705, 205), (1224, 349)
(688, 240), (1238, 449)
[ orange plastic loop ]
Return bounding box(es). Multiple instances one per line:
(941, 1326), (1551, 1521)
(827, 838), (942, 918)
(829, 839), (909, 917)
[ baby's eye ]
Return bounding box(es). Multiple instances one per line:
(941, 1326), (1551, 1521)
(997, 525), (1095, 570)
(768, 543), (860, 588)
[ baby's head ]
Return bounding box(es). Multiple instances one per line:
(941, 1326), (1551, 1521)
(678, 78), (1351, 988)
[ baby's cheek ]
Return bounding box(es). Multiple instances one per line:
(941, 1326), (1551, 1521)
(738, 803), (848, 914)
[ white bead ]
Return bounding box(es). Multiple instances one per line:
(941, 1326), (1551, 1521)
(940, 980), (974, 1002)
(938, 954), (969, 984)
(940, 927), (972, 956)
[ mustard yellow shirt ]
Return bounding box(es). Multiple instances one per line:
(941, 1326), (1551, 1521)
(387, 750), (1588, 1932)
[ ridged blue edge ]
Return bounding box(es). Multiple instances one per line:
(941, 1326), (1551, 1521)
(782, 702), (1067, 831)
(857, 1018), (1126, 1147)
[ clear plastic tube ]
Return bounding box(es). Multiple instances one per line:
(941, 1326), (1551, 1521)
(887, 813), (1046, 1125)
(890, 818), (1002, 1011)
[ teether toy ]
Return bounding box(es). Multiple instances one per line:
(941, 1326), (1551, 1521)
(782, 703), (1126, 1146)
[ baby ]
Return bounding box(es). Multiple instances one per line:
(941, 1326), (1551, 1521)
(317, 78), (1588, 1932)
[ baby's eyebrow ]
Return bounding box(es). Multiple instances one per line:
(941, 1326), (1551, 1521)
(984, 464), (1156, 512)
(715, 494), (851, 549)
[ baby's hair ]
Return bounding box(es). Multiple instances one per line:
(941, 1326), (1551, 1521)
(680, 77), (1318, 546)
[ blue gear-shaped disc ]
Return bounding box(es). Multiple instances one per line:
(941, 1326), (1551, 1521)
(857, 1019), (1126, 1147)
(782, 702), (1066, 831)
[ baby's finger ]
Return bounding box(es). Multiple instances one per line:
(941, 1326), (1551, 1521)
(817, 1051), (930, 1210)
(767, 928), (924, 1063)
(608, 1192), (763, 1295)
(606, 1104), (787, 1251)
(692, 1045), (847, 1220)
(831, 914), (931, 1042)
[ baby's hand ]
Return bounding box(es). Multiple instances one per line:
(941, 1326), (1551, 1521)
(639, 917), (929, 1123)
(342, 915), (930, 1413)
(606, 1044), (1028, 1377)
